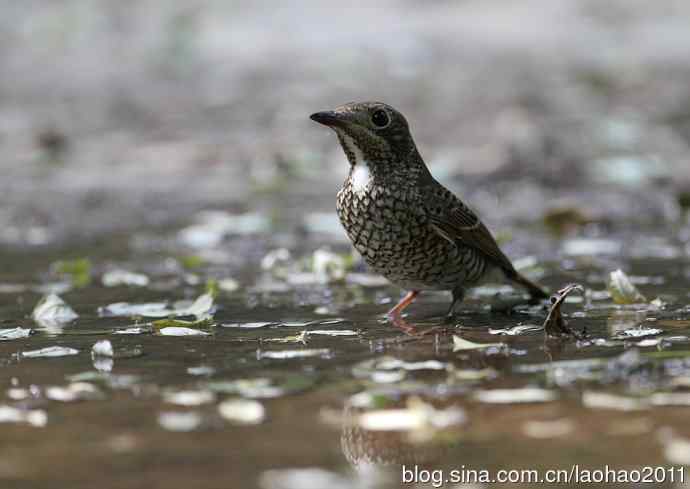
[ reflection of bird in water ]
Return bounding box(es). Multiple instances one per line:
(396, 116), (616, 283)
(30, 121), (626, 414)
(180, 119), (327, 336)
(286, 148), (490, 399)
(311, 102), (547, 334)
(340, 401), (449, 473)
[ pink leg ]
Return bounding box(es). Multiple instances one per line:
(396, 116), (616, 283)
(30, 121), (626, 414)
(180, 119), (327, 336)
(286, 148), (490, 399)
(386, 291), (420, 335)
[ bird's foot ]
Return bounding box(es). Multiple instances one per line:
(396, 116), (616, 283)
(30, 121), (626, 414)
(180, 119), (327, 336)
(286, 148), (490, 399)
(387, 312), (452, 337)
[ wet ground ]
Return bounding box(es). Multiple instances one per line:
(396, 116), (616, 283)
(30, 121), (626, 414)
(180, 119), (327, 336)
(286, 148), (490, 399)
(4, 1), (690, 488)
(2, 219), (690, 489)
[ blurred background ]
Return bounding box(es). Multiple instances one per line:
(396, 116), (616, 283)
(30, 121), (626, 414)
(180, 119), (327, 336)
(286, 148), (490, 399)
(4, 3), (690, 488)
(3, 0), (690, 247)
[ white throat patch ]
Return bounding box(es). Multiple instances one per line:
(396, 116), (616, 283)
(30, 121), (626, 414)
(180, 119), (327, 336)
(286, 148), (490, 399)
(351, 164), (371, 193)
(339, 133), (372, 194)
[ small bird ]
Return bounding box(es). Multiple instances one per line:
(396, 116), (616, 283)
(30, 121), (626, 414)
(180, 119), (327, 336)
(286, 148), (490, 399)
(310, 102), (547, 333)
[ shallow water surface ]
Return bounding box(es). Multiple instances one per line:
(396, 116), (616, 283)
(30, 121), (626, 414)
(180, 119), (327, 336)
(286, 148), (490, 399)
(1, 226), (690, 489)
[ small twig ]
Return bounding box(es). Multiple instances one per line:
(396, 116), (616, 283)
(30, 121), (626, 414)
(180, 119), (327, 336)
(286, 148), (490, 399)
(543, 284), (587, 339)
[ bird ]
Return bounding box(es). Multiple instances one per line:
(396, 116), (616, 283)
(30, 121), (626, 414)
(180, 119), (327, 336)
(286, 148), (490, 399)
(310, 101), (547, 334)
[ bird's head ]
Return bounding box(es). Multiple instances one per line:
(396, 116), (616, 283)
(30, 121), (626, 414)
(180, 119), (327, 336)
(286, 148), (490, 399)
(310, 102), (417, 169)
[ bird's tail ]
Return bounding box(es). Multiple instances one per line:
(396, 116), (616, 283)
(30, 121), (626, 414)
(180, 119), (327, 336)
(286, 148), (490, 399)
(505, 269), (548, 300)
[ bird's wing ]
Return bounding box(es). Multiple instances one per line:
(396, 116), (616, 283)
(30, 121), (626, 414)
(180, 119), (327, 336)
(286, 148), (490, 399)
(422, 184), (516, 273)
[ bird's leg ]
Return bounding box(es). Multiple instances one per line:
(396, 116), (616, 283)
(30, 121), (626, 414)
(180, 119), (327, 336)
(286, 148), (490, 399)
(387, 290), (420, 335)
(446, 286), (466, 319)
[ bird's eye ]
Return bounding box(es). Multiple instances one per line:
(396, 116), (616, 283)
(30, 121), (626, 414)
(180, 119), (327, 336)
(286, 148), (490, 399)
(371, 109), (390, 128)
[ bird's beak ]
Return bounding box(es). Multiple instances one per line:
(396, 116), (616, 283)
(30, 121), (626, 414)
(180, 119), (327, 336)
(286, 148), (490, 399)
(310, 111), (347, 127)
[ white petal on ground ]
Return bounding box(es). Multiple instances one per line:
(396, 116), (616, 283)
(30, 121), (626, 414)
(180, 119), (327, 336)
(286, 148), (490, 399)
(93, 356), (114, 373)
(474, 388), (557, 404)
(453, 335), (504, 352)
(158, 327), (210, 337)
(22, 346), (79, 358)
(370, 371), (406, 383)
(158, 411), (203, 432)
(608, 269), (647, 304)
(178, 211), (270, 249)
(562, 238), (621, 256)
(218, 278), (240, 292)
(101, 270), (150, 287)
(113, 327), (147, 335)
(636, 338), (661, 347)
(305, 330), (358, 337)
(163, 390), (216, 406)
(100, 293), (214, 319)
(650, 393), (690, 406)
(187, 366), (216, 376)
(0, 327), (32, 340)
(32, 294), (78, 326)
(522, 419), (575, 439)
(582, 391), (649, 411)
(489, 324), (543, 335)
(91, 340), (114, 357)
(613, 327), (662, 339)
(345, 273), (389, 287)
(258, 349), (331, 360)
(181, 293), (215, 319)
(218, 399), (266, 425)
(206, 379), (285, 399)
(0, 405), (47, 427)
(261, 248), (292, 271)
(259, 467), (355, 489)
(98, 302), (172, 318)
(221, 322), (274, 329)
(45, 383), (103, 402)
(311, 248), (347, 283)
(357, 397), (465, 432)
(663, 436), (690, 465)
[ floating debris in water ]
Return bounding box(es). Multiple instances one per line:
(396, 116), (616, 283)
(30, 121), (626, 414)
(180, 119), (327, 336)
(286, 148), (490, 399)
(91, 340), (114, 358)
(22, 346), (79, 358)
(32, 294), (78, 328)
(452, 335), (504, 352)
(113, 326), (148, 335)
(0, 405), (47, 427)
(163, 390), (216, 406)
(218, 278), (240, 293)
(218, 399), (266, 425)
(187, 366), (216, 376)
(311, 248), (348, 283)
(45, 382), (104, 402)
(474, 388), (557, 404)
(543, 284), (585, 338)
(0, 327), (33, 341)
(663, 435), (690, 465)
(305, 329), (358, 337)
(345, 273), (389, 287)
(179, 211), (270, 249)
(608, 269), (647, 304)
(650, 393), (690, 406)
(99, 292), (215, 320)
(489, 324), (543, 335)
(158, 411), (203, 432)
(181, 292), (215, 319)
(582, 391), (649, 411)
(612, 327), (662, 339)
(258, 349), (331, 360)
(522, 418), (575, 439)
(157, 326), (211, 337)
(221, 322), (274, 329)
(259, 467), (355, 489)
(356, 397), (465, 433)
(352, 357), (447, 381)
(562, 238), (621, 256)
(98, 302), (171, 318)
(261, 248), (292, 272)
(102, 269), (150, 287)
